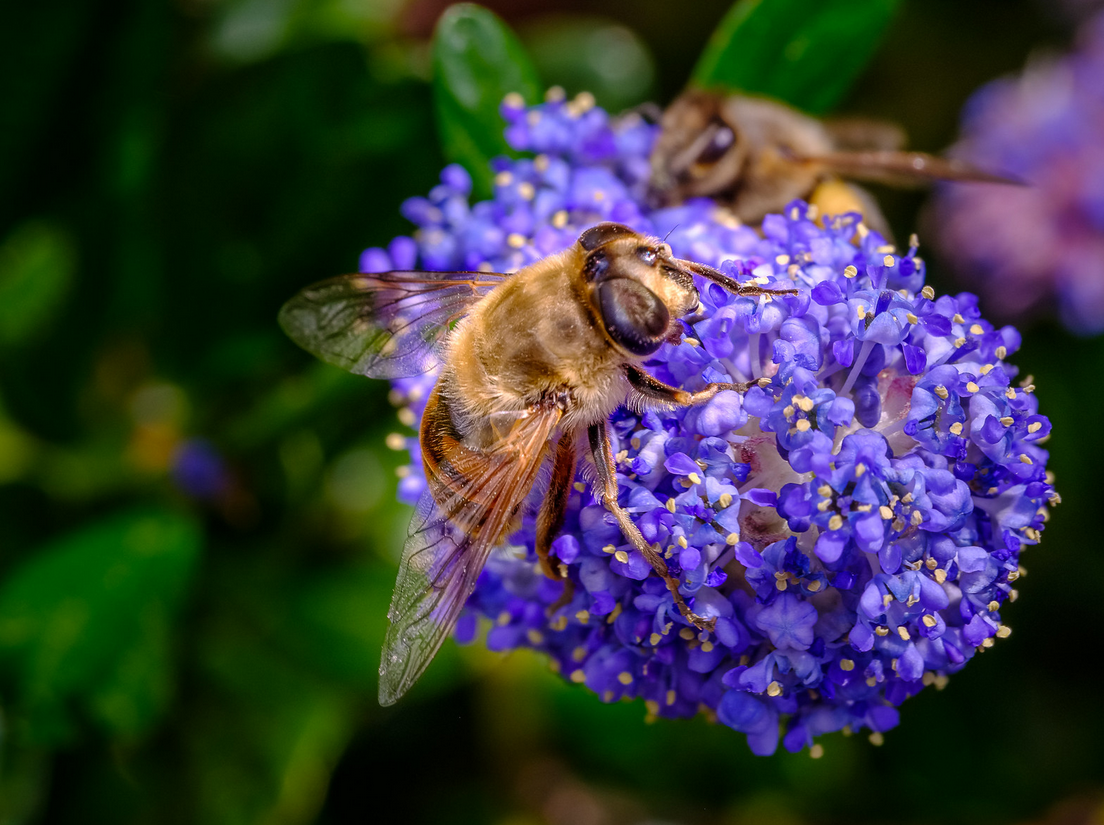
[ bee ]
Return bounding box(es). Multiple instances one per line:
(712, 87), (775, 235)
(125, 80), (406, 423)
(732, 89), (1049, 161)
(649, 89), (1015, 236)
(279, 222), (795, 706)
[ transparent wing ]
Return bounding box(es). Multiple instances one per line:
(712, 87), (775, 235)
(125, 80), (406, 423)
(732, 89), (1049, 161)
(378, 402), (564, 706)
(807, 150), (1022, 187)
(278, 270), (506, 379)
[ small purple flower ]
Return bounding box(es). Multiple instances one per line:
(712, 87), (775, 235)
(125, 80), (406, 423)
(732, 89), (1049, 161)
(929, 10), (1104, 335)
(373, 92), (1057, 755)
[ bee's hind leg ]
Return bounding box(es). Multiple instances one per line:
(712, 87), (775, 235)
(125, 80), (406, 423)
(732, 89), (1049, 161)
(537, 433), (577, 615)
(587, 421), (715, 633)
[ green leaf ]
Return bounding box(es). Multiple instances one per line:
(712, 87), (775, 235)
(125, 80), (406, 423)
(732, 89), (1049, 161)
(0, 507), (202, 743)
(432, 3), (540, 198)
(0, 221), (76, 348)
(692, 0), (900, 114)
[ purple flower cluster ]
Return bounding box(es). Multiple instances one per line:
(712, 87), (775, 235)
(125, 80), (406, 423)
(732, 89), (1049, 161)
(929, 11), (1104, 335)
(367, 91), (1056, 754)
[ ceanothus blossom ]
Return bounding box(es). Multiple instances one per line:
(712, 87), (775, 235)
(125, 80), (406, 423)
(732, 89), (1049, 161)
(368, 91), (1056, 755)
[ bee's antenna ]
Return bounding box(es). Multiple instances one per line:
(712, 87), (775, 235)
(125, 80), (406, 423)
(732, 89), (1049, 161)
(662, 225), (679, 244)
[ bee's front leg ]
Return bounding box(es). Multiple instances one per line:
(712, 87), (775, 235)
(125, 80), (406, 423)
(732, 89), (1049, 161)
(586, 420), (715, 633)
(626, 364), (767, 407)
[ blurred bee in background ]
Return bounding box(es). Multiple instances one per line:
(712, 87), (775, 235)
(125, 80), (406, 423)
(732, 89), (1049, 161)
(649, 89), (1015, 237)
(279, 222), (796, 706)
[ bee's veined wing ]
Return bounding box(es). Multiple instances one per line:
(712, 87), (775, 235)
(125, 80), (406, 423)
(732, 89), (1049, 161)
(378, 401), (564, 706)
(805, 150), (1023, 187)
(278, 270), (507, 379)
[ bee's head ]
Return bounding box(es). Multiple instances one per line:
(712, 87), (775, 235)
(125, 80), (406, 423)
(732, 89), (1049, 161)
(576, 222), (702, 358)
(649, 90), (745, 203)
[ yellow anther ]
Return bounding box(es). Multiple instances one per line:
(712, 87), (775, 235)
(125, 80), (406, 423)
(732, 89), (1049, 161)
(783, 404), (795, 417)
(954, 337), (967, 348)
(725, 532), (739, 545)
(840, 659), (855, 671)
(970, 324), (984, 335)
(996, 625), (1012, 638)
(1019, 455), (1033, 465)
(776, 579), (787, 591)
(807, 580), (822, 592)
(911, 510), (924, 526)
(397, 407), (417, 427)
(1028, 421), (1042, 433)
(666, 498), (676, 513)
(934, 568), (947, 584)
(844, 265), (858, 278)
(922, 614), (937, 628)
(602, 544), (616, 554)
(495, 170), (514, 186)
(767, 681), (783, 697)
(908, 233), (920, 248)
(857, 305), (867, 319)
(701, 641), (714, 653)
(666, 689), (677, 706)
(855, 464), (866, 477)
(901, 492), (914, 504)
(776, 254), (791, 266)
(517, 182), (536, 200)
(679, 627), (695, 640)
(828, 514), (844, 531)
(906, 312), (919, 324)
(934, 385), (949, 399)
(869, 732), (885, 746)
(966, 381), (980, 393)
(883, 594), (894, 608)
(645, 700), (660, 717)
(576, 609), (590, 624)
(502, 91), (525, 108)
(795, 419), (811, 432)
(687, 471), (702, 485)
(921, 285), (935, 300)
(950, 422), (963, 436)
(550, 615), (568, 631)
(810, 744), (825, 759)
(818, 484), (833, 497)
(617, 671), (633, 685)
(1000, 417), (1014, 427)
(614, 550), (629, 563)
(796, 396), (815, 412)
(527, 629), (544, 645)
(570, 669), (586, 683)
(980, 364), (994, 375)
(497, 611), (512, 625)
(883, 255), (895, 267)
(995, 345), (1007, 359)
(879, 505), (894, 520)
(573, 646), (587, 662)
(952, 313), (965, 324)
(925, 557), (937, 569)
(719, 493), (733, 508)
(981, 637), (995, 649)
(507, 233), (526, 248)
(551, 210), (568, 228)
(677, 536), (688, 549)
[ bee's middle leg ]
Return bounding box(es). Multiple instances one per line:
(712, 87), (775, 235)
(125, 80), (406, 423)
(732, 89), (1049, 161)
(537, 433), (576, 612)
(587, 421), (715, 633)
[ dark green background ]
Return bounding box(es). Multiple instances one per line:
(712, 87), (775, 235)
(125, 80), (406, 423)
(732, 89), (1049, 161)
(1, 1), (1101, 823)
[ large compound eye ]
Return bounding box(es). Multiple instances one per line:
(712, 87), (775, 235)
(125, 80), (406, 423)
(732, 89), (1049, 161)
(597, 277), (670, 356)
(579, 222), (635, 251)
(696, 121), (736, 166)
(636, 246), (657, 266)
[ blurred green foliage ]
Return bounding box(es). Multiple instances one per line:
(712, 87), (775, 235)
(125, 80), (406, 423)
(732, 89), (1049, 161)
(0, 1), (1101, 824)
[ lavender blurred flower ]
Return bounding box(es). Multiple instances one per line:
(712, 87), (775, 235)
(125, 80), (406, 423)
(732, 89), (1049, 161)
(930, 12), (1104, 335)
(369, 91), (1056, 754)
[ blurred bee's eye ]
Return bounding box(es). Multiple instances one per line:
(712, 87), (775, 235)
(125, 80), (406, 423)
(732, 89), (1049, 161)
(697, 122), (735, 165)
(636, 246), (657, 266)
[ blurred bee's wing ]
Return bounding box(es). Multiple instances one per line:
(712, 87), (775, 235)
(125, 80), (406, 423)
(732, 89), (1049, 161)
(279, 271), (506, 379)
(805, 150), (1023, 187)
(821, 117), (907, 152)
(378, 402), (564, 706)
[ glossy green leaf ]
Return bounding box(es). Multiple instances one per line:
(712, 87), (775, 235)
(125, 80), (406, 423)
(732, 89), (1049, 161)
(692, 0), (900, 114)
(0, 221), (76, 347)
(0, 508), (202, 743)
(432, 3), (540, 198)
